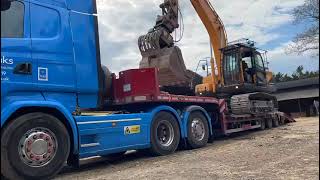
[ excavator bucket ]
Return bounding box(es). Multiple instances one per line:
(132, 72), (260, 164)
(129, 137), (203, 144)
(139, 46), (192, 87)
(137, 0), (199, 89)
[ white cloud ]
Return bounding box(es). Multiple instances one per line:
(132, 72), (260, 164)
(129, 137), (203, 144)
(268, 41), (319, 74)
(96, 0), (314, 74)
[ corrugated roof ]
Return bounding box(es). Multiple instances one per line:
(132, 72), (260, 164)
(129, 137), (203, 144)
(275, 77), (319, 90)
(276, 88), (319, 101)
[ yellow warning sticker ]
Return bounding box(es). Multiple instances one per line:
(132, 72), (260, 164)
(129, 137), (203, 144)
(124, 125), (141, 135)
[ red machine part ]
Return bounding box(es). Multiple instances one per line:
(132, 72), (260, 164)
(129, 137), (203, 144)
(112, 68), (219, 105)
(112, 68), (160, 102)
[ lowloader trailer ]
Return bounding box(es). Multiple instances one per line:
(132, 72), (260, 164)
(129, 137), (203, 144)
(1, 1), (294, 179)
(1, 67), (294, 179)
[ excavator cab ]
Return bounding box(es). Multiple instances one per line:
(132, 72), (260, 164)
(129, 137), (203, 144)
(217, 41), (276, 97)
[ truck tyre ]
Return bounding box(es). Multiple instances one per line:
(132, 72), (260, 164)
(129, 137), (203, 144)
(272, 117), (279, 127)
(187, 112), (209, 149)
(259, 119), (266, 130)
(266, 118), (273, 129)
(1, 113), (70, 180)
(149, 112), (180, 156)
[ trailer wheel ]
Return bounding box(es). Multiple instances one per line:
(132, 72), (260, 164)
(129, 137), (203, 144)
(259, 119), (266, 130)
(149, 112), (180, 156)
(187, 112), (209, 149)
(1, 113), (70, 180)
(266, 118), (273, 129)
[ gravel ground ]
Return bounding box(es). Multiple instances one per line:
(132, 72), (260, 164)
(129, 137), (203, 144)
(56, 117), (319, 180)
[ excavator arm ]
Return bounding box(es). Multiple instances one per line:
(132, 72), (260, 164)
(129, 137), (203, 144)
(191, 0), (228, 86)
(138, 0), (227, 93)
(138, 0), (180, 55)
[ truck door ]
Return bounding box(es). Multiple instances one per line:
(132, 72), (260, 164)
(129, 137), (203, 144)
(1, 1), (35, 98)
(29, 1), (76, 106)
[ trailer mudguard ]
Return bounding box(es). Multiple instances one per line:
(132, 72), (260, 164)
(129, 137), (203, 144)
(147, 105), (183, 136)
(150, 105), (186, 143)
(181, 106), (213, 138)
(1, 99), (79, 154)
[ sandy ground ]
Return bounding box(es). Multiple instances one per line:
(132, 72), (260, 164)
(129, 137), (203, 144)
(56, 117), (319, 180)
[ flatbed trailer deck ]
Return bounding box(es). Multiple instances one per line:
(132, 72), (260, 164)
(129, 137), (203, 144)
(108, 68), (294, 137)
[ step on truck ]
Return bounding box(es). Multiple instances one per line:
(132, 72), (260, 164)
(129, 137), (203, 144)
(1, 0), (295, 179)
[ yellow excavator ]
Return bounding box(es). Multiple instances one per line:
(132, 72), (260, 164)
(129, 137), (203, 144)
(138, 0), (277, 115)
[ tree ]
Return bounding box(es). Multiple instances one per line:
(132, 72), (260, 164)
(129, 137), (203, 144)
(286, 0), (319, 56)
(292, 65), (304, 80)
(272, 65), (319, 83)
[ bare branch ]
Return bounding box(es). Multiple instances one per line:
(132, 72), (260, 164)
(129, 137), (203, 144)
(287, 0), (319, 56)
(293, 0), (319, 24)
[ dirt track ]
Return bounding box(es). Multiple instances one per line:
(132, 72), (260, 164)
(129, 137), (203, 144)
(56, 117), (319, 180)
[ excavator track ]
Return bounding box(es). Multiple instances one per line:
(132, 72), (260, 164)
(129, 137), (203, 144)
(230, 93), (278, 115)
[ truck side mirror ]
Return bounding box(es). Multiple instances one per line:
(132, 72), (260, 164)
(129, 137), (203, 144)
(1, 0), (12, 11)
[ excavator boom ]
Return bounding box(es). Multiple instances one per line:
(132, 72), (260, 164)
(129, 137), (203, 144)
(191, 0), (228, 86)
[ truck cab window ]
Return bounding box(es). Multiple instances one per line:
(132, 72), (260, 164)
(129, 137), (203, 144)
(1, 1), (24, 38)
(241, 52), (253, 83)
(224, 52), (240, 85)
(242, 57), (252, 69)
(254, 53), (265, 70)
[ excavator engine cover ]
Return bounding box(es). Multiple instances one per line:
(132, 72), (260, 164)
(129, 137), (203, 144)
(139, 46), (192, 87)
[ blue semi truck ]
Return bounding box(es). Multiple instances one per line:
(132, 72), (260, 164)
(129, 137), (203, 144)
(1, 0), (294, 179)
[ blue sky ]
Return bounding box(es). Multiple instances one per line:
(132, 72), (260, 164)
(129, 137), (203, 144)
(96, 0), (319, 75)
(260, 22), (319, 74)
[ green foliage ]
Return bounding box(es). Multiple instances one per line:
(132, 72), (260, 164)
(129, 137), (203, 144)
(272, 65), (319, 82)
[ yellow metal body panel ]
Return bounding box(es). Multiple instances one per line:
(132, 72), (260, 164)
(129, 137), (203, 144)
(266, 71), (273, 83)
(191, 0), (227, 94)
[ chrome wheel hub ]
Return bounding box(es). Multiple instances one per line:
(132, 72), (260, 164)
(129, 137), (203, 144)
(19, 128), (57, 167)
(191, 118), (205, 141)
(157, 120), (175, 147)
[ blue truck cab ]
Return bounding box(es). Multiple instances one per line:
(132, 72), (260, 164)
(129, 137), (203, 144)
(1, 1), (217, 179)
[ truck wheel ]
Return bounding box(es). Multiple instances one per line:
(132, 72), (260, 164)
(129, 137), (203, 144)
(266, 118), (273, 129)
(272, 117), (279, 127)
(259, 119), (266, 130)
(149, 112), (180, 156)
(187, 112), (209, 149)
(1, 113), (70, 180)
